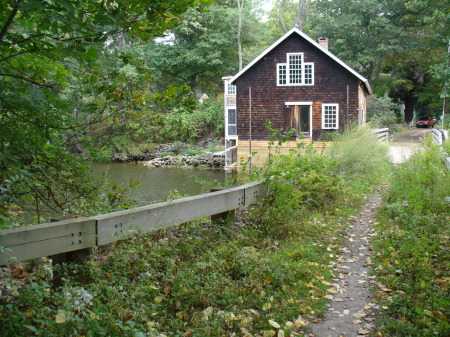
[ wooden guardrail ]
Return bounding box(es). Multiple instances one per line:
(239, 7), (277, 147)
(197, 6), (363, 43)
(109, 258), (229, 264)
(372, 128), (389, 142)
(0, 180), (267, 265)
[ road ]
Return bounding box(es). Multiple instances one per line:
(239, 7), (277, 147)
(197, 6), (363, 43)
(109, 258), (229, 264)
(388, 128), (432, 164)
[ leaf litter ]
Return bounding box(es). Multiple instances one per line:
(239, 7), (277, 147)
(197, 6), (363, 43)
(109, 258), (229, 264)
(308, 186), (385, 336)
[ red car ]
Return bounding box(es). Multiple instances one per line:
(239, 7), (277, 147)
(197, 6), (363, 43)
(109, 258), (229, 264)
(416, 116), (436, 128)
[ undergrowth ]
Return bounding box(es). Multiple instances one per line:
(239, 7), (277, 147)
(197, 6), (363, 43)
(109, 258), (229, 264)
(0, 125), (392, 336)
(373, 140), (450, 336)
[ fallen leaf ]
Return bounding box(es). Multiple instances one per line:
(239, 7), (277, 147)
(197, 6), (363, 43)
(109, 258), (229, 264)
(269, 320), (280, 329)
(241, 328), (253, 337)
(353, 312), (366, 318)
(55, 310), (66, 324)
(343, 309), (350, 315)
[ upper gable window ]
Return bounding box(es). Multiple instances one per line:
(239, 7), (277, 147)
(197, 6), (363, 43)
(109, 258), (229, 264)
(277, 52), (314, 86)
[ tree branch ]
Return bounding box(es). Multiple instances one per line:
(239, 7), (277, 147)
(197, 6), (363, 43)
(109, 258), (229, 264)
(0, 73), (53, 87)
(0, 0), (22, 46)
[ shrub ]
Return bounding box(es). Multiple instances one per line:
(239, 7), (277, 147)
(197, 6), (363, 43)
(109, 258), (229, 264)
(367, 94), (400, 127)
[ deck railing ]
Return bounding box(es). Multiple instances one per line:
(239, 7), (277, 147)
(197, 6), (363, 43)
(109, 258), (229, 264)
(0, 180), (267, 265)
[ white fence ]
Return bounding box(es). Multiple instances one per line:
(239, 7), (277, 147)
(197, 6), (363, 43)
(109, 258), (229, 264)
(372, 128), (389, 142)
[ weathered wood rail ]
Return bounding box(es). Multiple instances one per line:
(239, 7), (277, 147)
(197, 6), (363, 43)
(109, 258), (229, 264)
(372, 128), (389, 142)
(0, 180), (266, 265)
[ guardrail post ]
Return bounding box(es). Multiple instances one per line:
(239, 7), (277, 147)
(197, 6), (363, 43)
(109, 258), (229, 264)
(210, 187), (236, 226)
(49, 215), (92, 287)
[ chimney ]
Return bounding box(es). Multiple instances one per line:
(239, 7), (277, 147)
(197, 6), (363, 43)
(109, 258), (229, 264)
(318, 37), (329, 50)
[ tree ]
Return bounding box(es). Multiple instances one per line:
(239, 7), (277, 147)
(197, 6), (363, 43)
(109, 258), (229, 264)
(0, 0), (210, 226)
(278, 0), (311, 32)
(143, 1), (264, 93)
(309, 0), (448, 123)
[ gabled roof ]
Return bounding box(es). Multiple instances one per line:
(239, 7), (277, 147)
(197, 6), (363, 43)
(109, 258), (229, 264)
(230, 27), (372, 94)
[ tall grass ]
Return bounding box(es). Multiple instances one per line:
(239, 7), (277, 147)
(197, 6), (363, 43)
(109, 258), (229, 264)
(373, 141), (450, 336)
(330, 124), (391, 187)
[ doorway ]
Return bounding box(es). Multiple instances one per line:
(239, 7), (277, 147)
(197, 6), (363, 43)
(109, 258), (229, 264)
(286, 104), (311, 137)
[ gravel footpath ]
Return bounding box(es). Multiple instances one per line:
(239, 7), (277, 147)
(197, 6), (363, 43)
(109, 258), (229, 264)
(307, 186), (385, 337)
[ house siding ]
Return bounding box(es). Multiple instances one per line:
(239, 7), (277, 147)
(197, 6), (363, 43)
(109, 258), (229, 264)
(234, 34), (361, 141)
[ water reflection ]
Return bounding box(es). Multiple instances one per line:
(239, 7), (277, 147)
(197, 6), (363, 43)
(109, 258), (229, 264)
(90, 162), (226, 206)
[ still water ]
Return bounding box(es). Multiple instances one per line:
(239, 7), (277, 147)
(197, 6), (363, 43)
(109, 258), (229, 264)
(90, 162), (226, 206)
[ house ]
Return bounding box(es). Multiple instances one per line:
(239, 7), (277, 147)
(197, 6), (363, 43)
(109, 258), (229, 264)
(223, 28), (371, 167)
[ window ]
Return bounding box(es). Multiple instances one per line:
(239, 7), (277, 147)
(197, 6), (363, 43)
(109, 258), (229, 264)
(277, 53), (314, 86)
(288, 53), (302, 84)
(227, 108), (237, 135)
(322, 104), (339, 129)
(304, 63), (314, 85)
(277, 64), (287, 85)
(227, 83), (236, 95)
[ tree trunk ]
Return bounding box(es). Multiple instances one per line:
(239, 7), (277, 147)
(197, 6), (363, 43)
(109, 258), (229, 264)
(294, 0), (310, 31)
(237, 0), (244, 70)
(404, 95), (415, 124)
(278, 0), (287, 33)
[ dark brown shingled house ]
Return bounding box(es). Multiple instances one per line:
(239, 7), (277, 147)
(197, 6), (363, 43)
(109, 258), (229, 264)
(223, 28), (371, 167)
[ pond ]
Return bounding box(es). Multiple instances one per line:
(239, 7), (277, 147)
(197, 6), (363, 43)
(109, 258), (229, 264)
(90, 162), (227, 206)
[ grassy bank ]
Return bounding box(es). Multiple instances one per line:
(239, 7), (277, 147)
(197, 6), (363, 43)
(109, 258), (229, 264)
(373, 141), (450, 336)
(1, 126), (391, 336)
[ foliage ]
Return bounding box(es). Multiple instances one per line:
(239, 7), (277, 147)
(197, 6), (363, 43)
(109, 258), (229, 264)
(158, 98), (225, 144)
(367, 94), (400, 127)
(308, 0), (449, 122)
(373, 142), (450, 336)
(243, 123), (391, 240)
(143, 2), (265, 93)
(330, 124), (391, 186)
(0, 0), (211, 226)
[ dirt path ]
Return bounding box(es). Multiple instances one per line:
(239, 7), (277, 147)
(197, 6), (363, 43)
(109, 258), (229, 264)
(307, 186), (384, 337)
(307, 129), (429, 336)
(388, 128), (430, 164)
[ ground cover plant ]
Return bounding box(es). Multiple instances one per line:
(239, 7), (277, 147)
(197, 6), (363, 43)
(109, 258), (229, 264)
(0, 126), (391, 336)
(373, 140), (450, 336)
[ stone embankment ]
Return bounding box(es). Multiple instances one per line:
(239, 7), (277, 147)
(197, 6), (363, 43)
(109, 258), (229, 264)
(110, 138), (226, 168)
(145, 152), (225, 168)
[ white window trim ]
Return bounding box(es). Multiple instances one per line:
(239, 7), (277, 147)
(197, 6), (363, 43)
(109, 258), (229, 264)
(277, 52), (314, 87)
(322, 103), (339, 129)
